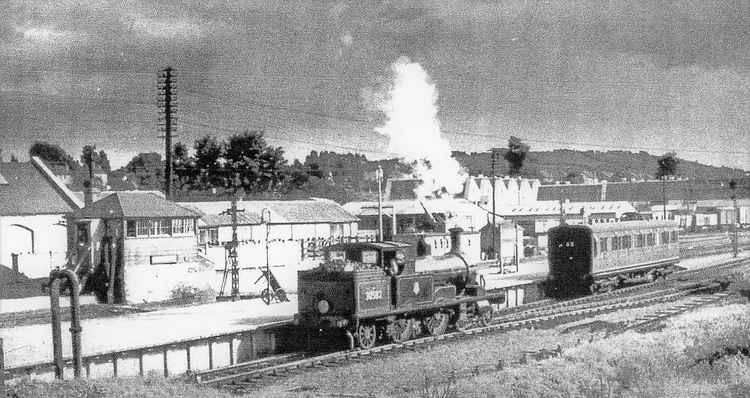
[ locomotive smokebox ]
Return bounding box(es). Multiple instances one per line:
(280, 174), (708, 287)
(449, 227), (464, 254)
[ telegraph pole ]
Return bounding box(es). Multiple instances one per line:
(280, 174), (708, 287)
(730, 179), (738, 258)
(159, 67), (175, 200)
(490, 148), (502, 267)
(221, 194), (244, 301)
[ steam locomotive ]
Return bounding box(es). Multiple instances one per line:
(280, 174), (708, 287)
(296, 220), (681, 349)
(295, 228), (503, 349)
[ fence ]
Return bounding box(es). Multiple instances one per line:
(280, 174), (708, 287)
(0, 321), (291, 384)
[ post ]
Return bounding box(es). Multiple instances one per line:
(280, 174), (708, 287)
(491, 149), (498, 262)
(50, 278), (64, 379)
(377, 165), (384, 242)
(160, 67), (174, 201)
(662, 176), (667, 220)
(730, 179), (738, 258)
(262, 208), (271, 305)
(734, 195), (739, 258)
(1, 338), (5, 387)
(392, 206), (398, 238)
(49, 269), (82, 379)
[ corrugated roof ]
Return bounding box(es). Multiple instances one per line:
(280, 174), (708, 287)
(538, 184), (602, 202)
(0, 162), (78, 215)
(180, 199), (358, 224)
(183, 205), (262, 227)
(539, 179), (750, 202)
(588, 219), (678, 233)
(72, 192), (199, 219)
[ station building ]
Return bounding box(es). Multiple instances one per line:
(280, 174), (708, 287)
(180, 198), (360, 295)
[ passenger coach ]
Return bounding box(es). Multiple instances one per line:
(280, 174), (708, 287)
(547, 220), (680, 296)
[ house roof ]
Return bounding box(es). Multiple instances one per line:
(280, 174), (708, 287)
(0, 161), (80, 216)
(538, 179), (750, 202)
(72, 192), (199, 219)
(495, 201), (635, 217)
(386, 179), (421, 200)
(182, 205), (263, 227)
(179, 199), (358, 224)
(343, 198), (484, 218)
(538, 184), (602, 202)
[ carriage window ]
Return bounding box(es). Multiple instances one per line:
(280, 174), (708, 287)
(646, 233), (655, 246)
(623, 235), (632, 249)
(660, 232), (669, 245)
(328, 250), (346, 262)
(635, 234), (644, 248)
(361, 250), (378, 264)
(670, 231), (678, 243)
(593, 240), (598, 256)
(612, 236), (621, 251)
(600, 237), (608, 252)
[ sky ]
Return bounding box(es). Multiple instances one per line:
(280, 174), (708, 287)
(0, 0), (748, 170)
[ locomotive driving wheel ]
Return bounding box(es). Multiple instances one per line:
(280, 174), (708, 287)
(357, 323), (377, 349)
(387, 319), (413, 343)
(424, 312), (449, 336)
(479, 309), (493, 327)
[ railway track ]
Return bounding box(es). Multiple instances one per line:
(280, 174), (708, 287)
(195, 257), (749, 392)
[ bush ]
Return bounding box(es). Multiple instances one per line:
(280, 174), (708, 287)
(169, 284), (216, 304)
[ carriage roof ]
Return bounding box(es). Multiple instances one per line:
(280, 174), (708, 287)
(550, 220), (679, 236)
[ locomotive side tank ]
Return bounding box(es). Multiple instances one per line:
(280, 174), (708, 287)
(296, 229), (503, 349)
(547, 220), (680, 297)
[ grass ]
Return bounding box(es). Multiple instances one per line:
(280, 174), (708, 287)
(5, 291), (749, 397)
(3, 376), (236, 398)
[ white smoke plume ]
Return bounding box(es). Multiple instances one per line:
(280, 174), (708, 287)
(374, 57), (466, 198)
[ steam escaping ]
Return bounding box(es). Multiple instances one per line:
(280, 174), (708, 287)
(374, 57), (466, 198)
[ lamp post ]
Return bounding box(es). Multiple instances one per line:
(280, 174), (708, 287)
(261, 208), (272, 304)
(376, 165), (383, 242)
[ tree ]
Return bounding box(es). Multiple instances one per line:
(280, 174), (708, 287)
(656, 152), (679, 219)
(124, 152), (164, 190)
(29, 141), (77, 169)
(223, 131), (287, 192)
(504, 136), (530, 176)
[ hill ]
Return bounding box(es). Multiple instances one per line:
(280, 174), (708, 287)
(452, 149), (746, 183)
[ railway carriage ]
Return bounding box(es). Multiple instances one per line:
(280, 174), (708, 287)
(547, 220), (680, 296)
(295, 230), (504, 349)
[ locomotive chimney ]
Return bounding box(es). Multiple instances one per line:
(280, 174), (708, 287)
(449, 227), (464, 254)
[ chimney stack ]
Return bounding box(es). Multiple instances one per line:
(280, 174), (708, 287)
(449, 227), (464, 254)
(83, 180), (93, 207)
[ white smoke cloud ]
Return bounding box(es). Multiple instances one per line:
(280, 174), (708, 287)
(375, 57), (466, 198)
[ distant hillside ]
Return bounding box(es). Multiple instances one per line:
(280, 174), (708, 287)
(452, 149), (747, 183)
